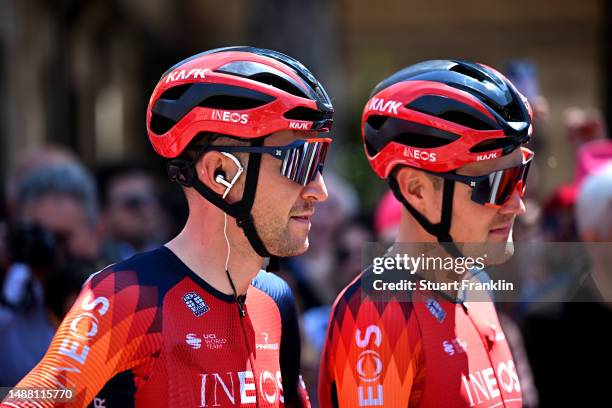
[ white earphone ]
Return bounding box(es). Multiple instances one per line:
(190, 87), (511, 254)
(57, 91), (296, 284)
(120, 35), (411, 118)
(215, 152), (244, 199)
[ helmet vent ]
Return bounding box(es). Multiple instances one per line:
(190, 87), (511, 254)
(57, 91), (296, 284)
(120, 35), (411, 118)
(406, 95), (499, 131)
(364, 117), (459, 156)
(216, 61), (310, 99)
(159, 84), (192, 101)
(151, 83), (275, 135)
(249, 73), (308, 98)
(469, 138), (515, 153)
(395, 133), (457, 148)
(284, 106), (332, 122)
(150, 114), (177, 135)
(199, 95), (269, 110)
(449, 63), (489, 82)
(437, 111), (496, 131)
(366, 115), (388, 130)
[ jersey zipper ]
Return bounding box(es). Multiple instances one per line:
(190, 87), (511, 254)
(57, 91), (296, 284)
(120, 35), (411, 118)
(226, 269), (260, 408)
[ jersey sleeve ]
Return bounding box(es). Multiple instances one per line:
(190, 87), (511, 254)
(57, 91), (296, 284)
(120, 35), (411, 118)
(275, 278), (311, 408)
(318, 280), (425, 408)
(252, 271), (311, 408)
(1, 268), (161, 408)
(318, 311), (338, 408)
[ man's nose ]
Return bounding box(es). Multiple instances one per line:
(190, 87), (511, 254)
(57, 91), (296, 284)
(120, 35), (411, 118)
(301, 172), (328, 203)
(499, 187), (526, 216)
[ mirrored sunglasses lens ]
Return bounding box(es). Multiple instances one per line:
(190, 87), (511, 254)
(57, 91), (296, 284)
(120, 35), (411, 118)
(303, 143), (320, 185)
(520, 162), (531, 194)
(280, 141), (330, 185)
(493, 162), (532, 205)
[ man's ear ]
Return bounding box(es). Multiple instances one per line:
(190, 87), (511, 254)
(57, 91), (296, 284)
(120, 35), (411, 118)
(195, 151), (230, 197)
(395, 167), (436, 213)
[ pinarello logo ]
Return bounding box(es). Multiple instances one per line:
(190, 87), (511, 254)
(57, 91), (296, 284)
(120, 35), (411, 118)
(256, 332), (279, 350)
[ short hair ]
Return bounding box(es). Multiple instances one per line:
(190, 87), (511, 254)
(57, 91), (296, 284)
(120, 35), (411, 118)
(16, 162), (99, 227)
(575, 163), (612, 238)
(181, 133), (250, 163)
(390, 165), (442, 191)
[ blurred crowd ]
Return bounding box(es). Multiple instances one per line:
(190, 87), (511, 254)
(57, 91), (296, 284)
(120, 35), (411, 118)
(0, 61), (611, 407)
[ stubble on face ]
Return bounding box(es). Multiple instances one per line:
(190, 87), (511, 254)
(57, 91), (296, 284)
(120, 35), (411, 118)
(450, 149), (527, 264)
(249, 130), (319, 257)
(252, 197), (314, 257)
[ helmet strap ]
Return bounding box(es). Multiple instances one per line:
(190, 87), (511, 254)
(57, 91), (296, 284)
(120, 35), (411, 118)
(168, 138), (272, 258)
(389, 176), (463, 258)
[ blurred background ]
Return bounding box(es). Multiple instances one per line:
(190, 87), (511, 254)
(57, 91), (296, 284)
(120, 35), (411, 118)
(0, 0), (611, 406)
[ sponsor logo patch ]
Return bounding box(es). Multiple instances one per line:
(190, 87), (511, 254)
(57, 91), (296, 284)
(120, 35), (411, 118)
(186, 333), (202, 349)
(443, 338), (467, 356)
(186, 332), (227, 350)
(183, 292), (209, 317)
(256, 332), (279, 350)
(426, 298), (446, 322)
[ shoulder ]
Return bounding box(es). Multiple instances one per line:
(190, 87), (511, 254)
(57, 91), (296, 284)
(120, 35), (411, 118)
(328, 270), (365, 323)
(329, 267), (419, 330)
(251, 270), (294, 304)
(84, 246), (182, 296)
(250, 271), (301, 327)
(70, 248), (183, 330)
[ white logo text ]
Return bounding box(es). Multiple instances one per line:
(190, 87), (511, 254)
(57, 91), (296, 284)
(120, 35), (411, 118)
(368, 98), (402, 114)
(212, 110), (249, 124)
(165, 68), (211, 83)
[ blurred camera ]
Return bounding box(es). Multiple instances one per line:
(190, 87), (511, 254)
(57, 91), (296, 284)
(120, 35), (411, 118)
(7, 221), (58, 269)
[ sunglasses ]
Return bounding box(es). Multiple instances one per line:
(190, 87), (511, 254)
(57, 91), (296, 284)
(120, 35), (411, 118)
(427, 148), (534, 207)
(209, 138), (331, 186)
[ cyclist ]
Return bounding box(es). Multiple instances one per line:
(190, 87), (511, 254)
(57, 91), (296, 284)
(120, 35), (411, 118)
(319, 60), (533, 407)
(2, 46), (334, 408)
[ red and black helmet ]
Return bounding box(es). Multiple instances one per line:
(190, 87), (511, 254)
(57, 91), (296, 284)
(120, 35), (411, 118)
(362, 60), (534, 256)
(362, 59), (533, 178)
(146, 47), (333, 259)
(147, 46), (334, 158)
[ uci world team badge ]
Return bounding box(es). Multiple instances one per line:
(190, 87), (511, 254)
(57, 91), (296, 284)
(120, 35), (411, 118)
(426, 298), (446, 323)
(183, 292), (210, 317)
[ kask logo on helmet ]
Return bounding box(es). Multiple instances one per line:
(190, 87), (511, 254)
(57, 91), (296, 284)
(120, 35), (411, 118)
(289, 121), (310, 130)
(165, 68), (211, 83)
(368, 97), (402, 115)
(477, 152), (498, 161)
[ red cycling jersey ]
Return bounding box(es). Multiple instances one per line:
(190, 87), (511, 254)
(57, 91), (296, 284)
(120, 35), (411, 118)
(1, 247), (309, 408)
(319, 268), (522, 408)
